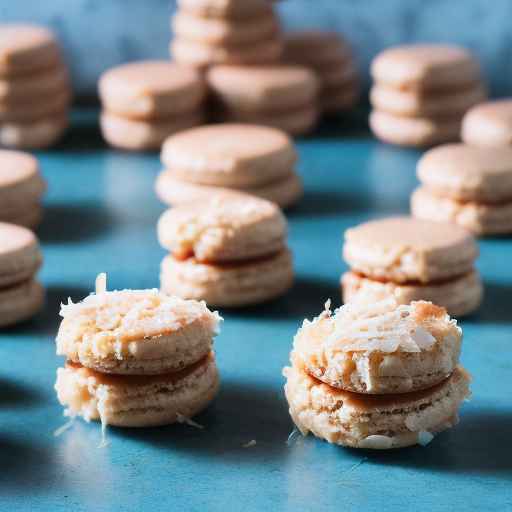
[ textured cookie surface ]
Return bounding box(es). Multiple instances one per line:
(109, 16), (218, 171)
(161, 123), (296, 187)
(158, 194), (287, 262)
(55, 352), (219, 427)
(293, 298), (462, 394)
(56, 288), (221, 375)
(417, 143), (512, 202)
(343, 216), (478, 283)
(284, 361), (470, 449)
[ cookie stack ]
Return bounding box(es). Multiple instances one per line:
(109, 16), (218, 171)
(0, 24), (71, 149)
(171, 0), (282, 67)
(0, 150), (46, 228)
(411, 143), (512, 235)
(341, 217), (482, 316)
(55, 276), (221, 428)
(207, 65), (319, 135)
(282, 30), (359, 115)
(155, 124), (303, 209)
(158, 193), (294, 307)
(462, 99), (512, 147)
(0, 223), (44, 327)
(369, 44), (486, 147)
(99, 60), (206, 151)
(284, 298), (471, 449)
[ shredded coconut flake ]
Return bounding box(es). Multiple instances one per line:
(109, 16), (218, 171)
(243, 439), (257, 448)
(176, 413), (204, 429)
(53, 417), (75, 437)
(95, 273), (107, 294)
(418, 431), (434, 446)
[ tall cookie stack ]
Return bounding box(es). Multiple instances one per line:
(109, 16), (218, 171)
(207, 65), (319, 135)
(0, 24), (71, 149)
(157, 194), (294, 307)
(99, 61), (206, 150)
(282, 30), (359, 115)
(155, 124), (303, 209)
(0, 150), (46, 228)
(369, 44), (486, 147)
(171, 0), (282, 67)
(284, 298), (471, 449)
(55, 276), (221, 428)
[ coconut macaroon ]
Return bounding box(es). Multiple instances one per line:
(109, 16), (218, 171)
(284, 298), (471, 449)
(55, 275), (221, 428)
(158, 194), (294, 307)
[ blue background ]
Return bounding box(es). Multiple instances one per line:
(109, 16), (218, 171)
(0, 111), (510, 511)
(1, 0), (512, 97)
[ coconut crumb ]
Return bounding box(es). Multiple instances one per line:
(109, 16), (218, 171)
(176, 412), (204, 429)
(53, 417), (75, 437)
(95, 272), (107, 294)
(243, 439), (257, 448)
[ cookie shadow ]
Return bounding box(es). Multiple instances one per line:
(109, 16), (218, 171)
(113, 379), (290, 463)
(0, 378), (43, 408)
(38, 202), (115, 244)
(288, 189), (372, 217)
(470, 281), (512, 324)
(223, 275), (340, 321)
(342, 409), (512, 479)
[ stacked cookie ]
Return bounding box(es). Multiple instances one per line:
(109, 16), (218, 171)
(171, 0), (282, 67)
(0, 150), (46, 228)
(284, 298), (471, 449)
(282, 30), (359, 115)
(155, 124), (302, 209)
(0, 223), (44, 327)
(411, 143), (512, 235)
(341, 217), (482, 316)
(462, 99), (512, 147)
(207, 65), (319, 135)
(370, 44), (486, 147)
(55, 276), (221, 427)
(0, 24), (71, 149)
(158, 194), (294, 307)
(99, 61), (206, 151)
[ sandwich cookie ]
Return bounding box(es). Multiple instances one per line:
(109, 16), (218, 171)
(176, 0), (272, 19)
(284, 298), (471, 449)
(0, 149), (46, 228)
(55, 275), (221, 428)
(155, 124), (303, 208)
(0, 222), (44, 327)
(411, 143), (512, 235)
(282, 30), (359, 114)
(370, 44), (485, 147)
(158, 194), (294, 307)
(461, 99), (512, 147)
(99, 60), (205, 150)
(341, 217), (482, 316)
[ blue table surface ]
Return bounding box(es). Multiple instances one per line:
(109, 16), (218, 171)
(0, 110), (510, 512)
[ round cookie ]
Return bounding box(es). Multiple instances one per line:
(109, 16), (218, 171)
(0, 89), (71, 122)
(369, 110), (461, 147)
(292, 299), (462, 394)
(98, 61), (205, 120)
(207, 65), (319, 112)
(371, 44), (481, 91)
(343, 216), (478, 284)
(0, 24), (60, 77)
(161, 124), (296, 188)
(417, 143), (512, 202)
(55, 352), (219, 427)
(177, 0), (271, 19)
(0, 150), (46, 212)
(100, 111), (203, 151)
(411, 186), (512, 236)
(461, 99), (512, 147)
(370, 83), (486, 118)
(0, 278), (45, 327)
(158, 194), (287, 262)
(155, 169), (303, 209)
(0, 64), (69, 102)
(0, 114), (68, 149)
(0, 222), (42, 287)
(160, 248), (294, 307)
(321, 66), (358, 89)
(56, 288), (221, 375)
(170, 36), (282, 67)
(342, 270), (483, 317)
(321, 87), (359, 113)
(284, 360), (470, 449)
(172, 10), (277, 45)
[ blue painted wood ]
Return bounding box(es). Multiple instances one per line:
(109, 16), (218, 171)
(0, 110), (510, 511)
